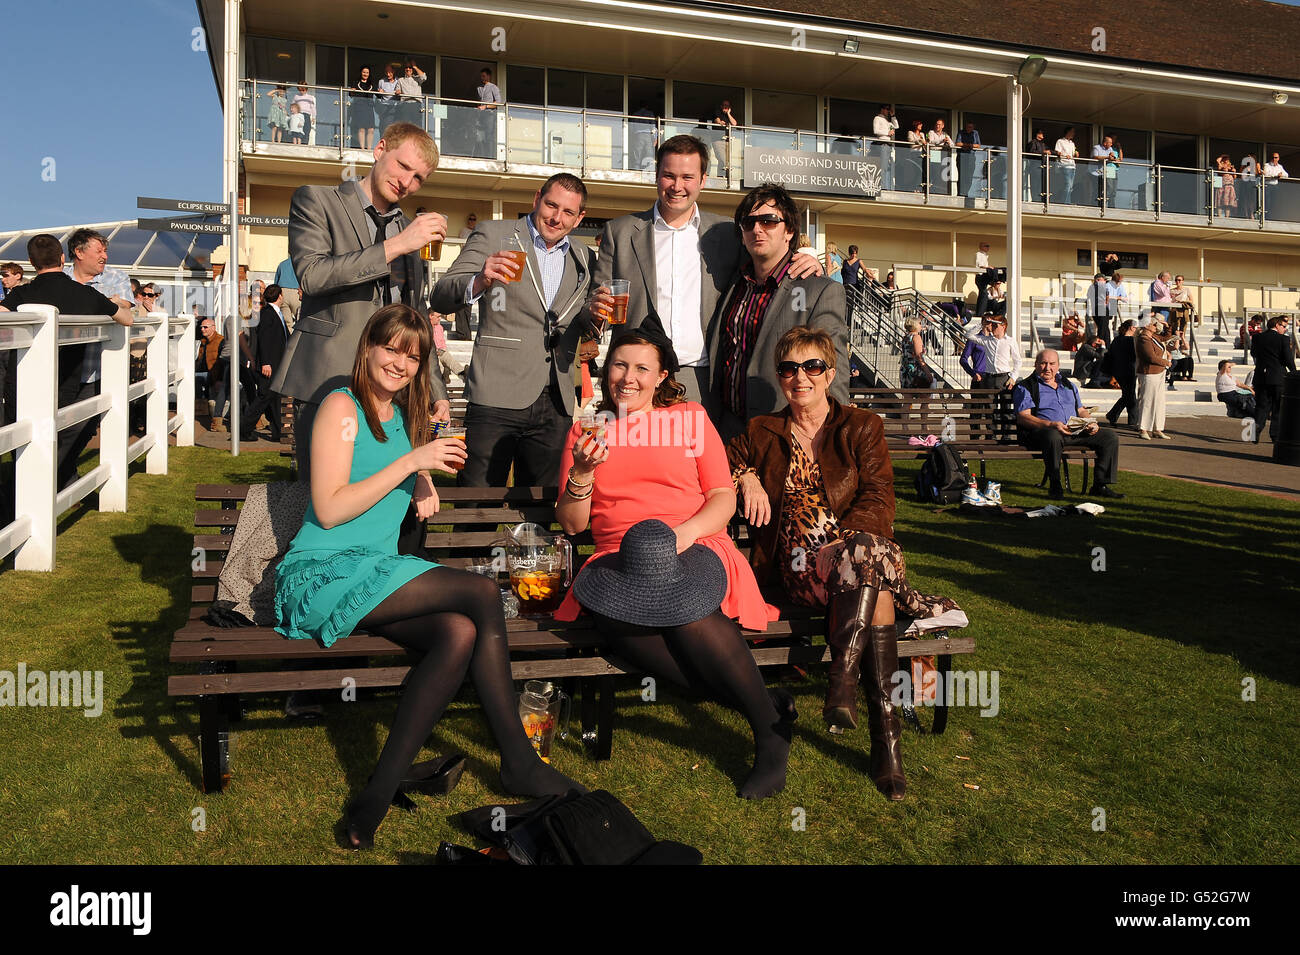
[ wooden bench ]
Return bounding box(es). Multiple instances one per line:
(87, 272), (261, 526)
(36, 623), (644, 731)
(850, 387), (1098, 493)
(169, 483), (975, 793)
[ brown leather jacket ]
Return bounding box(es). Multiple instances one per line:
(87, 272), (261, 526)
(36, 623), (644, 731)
(726, 398), (895, 587)
(1136, 328), (1173, 374)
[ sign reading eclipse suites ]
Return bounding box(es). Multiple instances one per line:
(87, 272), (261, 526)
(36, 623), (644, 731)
(743, 147), (884, 198)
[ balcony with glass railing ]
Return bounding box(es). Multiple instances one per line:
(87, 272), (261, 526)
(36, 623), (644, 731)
(241, 80), (1300, 230)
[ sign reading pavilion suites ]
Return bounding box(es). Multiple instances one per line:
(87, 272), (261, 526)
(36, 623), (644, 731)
(743, 147), (884, 198)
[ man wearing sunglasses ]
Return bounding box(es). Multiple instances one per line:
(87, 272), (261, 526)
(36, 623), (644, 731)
(707, 184), (849, 441)
(586, 135), (822, 406)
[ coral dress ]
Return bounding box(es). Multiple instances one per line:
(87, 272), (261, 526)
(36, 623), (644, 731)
(275, 389), (438, 647)
(554, 402), (778, 632)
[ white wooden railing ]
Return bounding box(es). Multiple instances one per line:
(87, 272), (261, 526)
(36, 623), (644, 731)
(0, 306), (194, 571)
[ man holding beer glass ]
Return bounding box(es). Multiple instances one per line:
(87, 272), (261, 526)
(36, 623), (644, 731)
(430, 173), (596, 486)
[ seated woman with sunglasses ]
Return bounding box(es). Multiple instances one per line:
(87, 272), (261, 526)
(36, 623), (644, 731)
(275, 304), (582, 850)
(726, 326), (963, 801)
(554, 324), (794, 800)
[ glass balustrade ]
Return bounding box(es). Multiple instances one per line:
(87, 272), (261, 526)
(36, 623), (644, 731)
(238, 77), (1300, 232)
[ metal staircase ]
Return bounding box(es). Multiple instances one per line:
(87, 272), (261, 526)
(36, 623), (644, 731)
(847, 283), (972, 390)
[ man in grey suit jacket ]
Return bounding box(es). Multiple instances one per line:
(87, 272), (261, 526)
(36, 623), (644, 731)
(586, 135), (822, 407)
(709, 184), (849, 442)
(272, 123), (450, 480)
(430, 173), (594, 486)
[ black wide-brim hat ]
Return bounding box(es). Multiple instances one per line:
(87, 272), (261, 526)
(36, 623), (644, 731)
(573, 519), (727, 628)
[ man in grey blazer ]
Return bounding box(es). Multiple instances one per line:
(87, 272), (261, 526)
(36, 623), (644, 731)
(272, 122), (450, 480)
(709, 184), (849, 442)
(586, 135), (821, 408)
(430, 173), (594, 486)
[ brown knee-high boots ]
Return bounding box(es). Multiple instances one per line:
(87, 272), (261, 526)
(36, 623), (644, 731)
(824, 587), (906, 800)
(824, 587), (878, 731)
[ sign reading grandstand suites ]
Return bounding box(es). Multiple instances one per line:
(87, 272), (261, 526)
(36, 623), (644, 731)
(743, 147), (883, 198)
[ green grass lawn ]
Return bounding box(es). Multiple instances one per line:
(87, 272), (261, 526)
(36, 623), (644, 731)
(1, 446), (1298, 864)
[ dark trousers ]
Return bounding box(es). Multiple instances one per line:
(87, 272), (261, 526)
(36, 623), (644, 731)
(1021, 425), (1119, 487)
(242, 371), (282, 441)
(1107, 377), (1136, 425)
(58, 377), (100, 491)
(1254, 383), (1283, 442)
(1093, 315), (1111, 346)
(983, 372), (1013, 441)
(460, 385), (571, 487)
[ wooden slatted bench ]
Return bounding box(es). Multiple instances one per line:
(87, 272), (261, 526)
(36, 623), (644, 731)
(169, 483), (975, 793)
(850, 387), (1098, 493)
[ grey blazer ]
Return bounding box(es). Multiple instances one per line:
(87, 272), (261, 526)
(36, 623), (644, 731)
(593, 206), (743, 357)
(430, 217), (594, 415)
(707, 272), (850, 417)
(271, 181), (447, 407)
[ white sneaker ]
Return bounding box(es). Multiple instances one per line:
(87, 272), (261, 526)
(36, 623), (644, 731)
(984, 481), (1002, 505)
(962, 486), (989, 506)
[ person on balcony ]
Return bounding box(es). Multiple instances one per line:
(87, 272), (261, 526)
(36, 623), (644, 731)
(713, 99), (741, 178)
(475, 67), (502, 159)
(396, 59), (426, 128)
(1053, 127), (1078, 203)
(1214, 155), (1238, 218)
(1263, 152), (1289, 188)
(1092, 135), (1120, 207)
(292, 85), (316, 145)
(349, 65), (377, 150)
(267, 86), (288, 144)
(873, 105), (899, 190)
(1026, 128), (1049, 201)
(376, 64), (399, 133)
(906, 119), (927, 192)
(1239, 152), (1260, 220)
(957, 120), (984, 199)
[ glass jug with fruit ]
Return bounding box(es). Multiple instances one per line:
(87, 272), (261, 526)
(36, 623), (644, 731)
(502, 522), (572, 616)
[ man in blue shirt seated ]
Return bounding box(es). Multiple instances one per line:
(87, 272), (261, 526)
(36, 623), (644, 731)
(1012, 349), (1124, 500)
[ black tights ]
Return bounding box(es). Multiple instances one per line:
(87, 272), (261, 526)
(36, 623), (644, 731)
(348, 567), (581, 837)
(593, 610), (790, 799)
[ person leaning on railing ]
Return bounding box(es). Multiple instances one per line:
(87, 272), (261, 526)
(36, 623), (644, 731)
(727, 326), (964, 800)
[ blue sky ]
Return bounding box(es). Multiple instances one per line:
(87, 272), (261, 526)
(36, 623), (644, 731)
(0, 0), (221, 232)
(1, 0), (1298, 233)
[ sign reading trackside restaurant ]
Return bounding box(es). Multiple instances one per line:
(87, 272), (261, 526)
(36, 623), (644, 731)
(743, 147), (884, 198)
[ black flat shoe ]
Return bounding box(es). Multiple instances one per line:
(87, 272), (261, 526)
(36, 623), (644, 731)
(1093, 485), (1125, 499)
(399, 752), (467, 797)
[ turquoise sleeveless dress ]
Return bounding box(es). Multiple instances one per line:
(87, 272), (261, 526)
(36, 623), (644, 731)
(275, 388), (438, 647)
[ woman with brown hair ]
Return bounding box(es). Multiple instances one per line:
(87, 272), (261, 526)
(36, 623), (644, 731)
(554, 324), (794, 799)
(727, 326), (963, 800)
(275, 304), (582, 849)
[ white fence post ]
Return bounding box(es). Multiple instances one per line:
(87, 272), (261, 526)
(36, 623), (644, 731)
(173, 312), (195, 447)
(14, 304), (58, 571)
(99, 319), (130, 512)
(145, 312), (168, 475)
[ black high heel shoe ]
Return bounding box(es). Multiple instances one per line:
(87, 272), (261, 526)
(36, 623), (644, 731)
(399, 752), (467, 797)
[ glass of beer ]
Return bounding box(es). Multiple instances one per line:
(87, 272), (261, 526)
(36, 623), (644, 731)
(608, 279), (630, 325)
(502, 234), (527, 283)
(579, 410), (605, 447)
(420, 238), (443, 261)
(440, 424), (467, 471)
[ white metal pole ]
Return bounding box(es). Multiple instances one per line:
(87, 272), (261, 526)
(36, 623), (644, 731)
(175, 312), (195, 447)
(224, 0), (242, 455)
(1006, 77), (1023, 357)
(13, 305), (58, 570)
(145, 313), (168, 474)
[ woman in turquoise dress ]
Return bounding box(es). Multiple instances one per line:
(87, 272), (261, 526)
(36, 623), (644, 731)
(275, 304), (582, 849)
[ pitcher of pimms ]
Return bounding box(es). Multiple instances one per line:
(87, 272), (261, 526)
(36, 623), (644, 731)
(503, 522), (572, 617)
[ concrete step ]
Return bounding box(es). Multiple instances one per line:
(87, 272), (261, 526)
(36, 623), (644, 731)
(1079, 385), (1228, 418)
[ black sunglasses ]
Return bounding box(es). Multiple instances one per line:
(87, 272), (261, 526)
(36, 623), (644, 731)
(141, 291), (159, 298)
(777, 358), (829, 379)
(740, 213), (786, 231)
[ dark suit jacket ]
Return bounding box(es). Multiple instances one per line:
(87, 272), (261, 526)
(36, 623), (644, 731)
(272, 180), (446, 407)
(1251, 328), (1297, 387)
(706, 270), (850, 419)
(593, 207), (742, 362)
(254, 304), (289, 372)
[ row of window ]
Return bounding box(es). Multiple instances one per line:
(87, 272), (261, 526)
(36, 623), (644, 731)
(244, 36), (1300, 172)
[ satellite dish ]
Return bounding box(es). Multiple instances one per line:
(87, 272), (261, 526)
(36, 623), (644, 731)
(1017, 55), (1048, 86)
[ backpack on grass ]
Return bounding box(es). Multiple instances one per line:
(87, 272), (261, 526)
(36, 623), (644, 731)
(916, 444), (971, 504)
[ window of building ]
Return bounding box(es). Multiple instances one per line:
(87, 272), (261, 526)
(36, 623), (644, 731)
(508, 65), (545, 106)
(247, 36), (304, 84)
(628, 77), (665, 118)
(1104, 127), (1150, 161)
(316, 45), (346, 87)
(751, 90), (816, 131)
(828, 97), (878, 138)
(548, 69), (584, 109)
(961, 113), (1005, 148)
(348, 48), (408, 86)
(444, 57), (496, 102)
(673, 81), (744, 124)
(1153, 133), (1196, 168)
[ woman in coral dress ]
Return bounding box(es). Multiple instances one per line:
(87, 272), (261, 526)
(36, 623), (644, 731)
(555, 325), (793, 799)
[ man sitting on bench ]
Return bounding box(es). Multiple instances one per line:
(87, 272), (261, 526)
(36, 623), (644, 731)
(1012, 349), (1125, 501)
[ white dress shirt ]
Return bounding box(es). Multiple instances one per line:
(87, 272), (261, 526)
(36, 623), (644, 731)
(1263, 161), (1289, 181)
(872, 114), (900, 141)
(1055, 138), (1077, 166)
(652, 202), (706, 366)
(975, 250), (990, 269)
(977, 333), (1021, 377)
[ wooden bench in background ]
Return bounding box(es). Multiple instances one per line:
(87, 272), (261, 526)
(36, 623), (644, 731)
(169, 484), (975, 793)
(850, 387), (1097, 493)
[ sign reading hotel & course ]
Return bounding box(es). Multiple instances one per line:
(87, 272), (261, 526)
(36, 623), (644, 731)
(743, 147), (883, 198)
